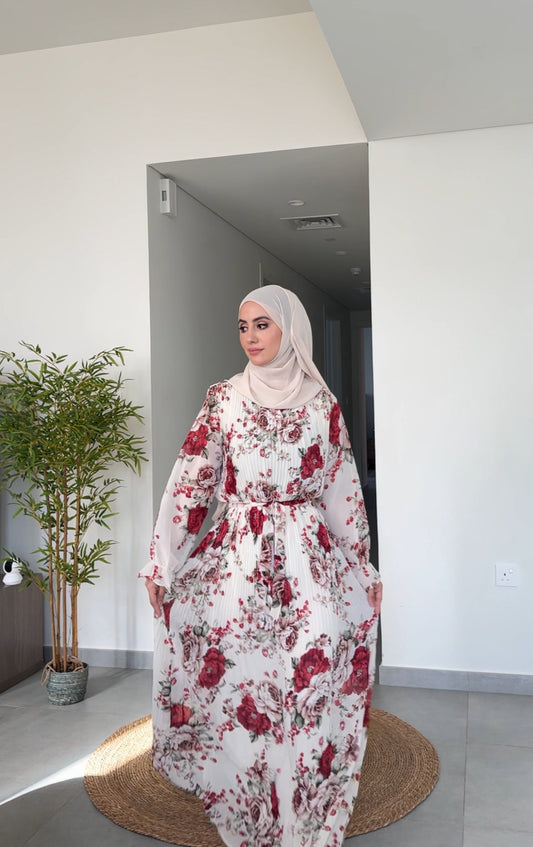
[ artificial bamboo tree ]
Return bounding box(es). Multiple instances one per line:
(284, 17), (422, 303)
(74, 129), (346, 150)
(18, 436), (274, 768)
(0, 343), (146, 674)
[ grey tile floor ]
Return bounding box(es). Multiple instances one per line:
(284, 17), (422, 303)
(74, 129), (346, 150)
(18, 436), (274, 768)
(1, 669), (532, 846)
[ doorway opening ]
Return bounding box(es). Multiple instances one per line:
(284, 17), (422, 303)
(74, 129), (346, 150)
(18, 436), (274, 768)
(147, 145), (377, 568)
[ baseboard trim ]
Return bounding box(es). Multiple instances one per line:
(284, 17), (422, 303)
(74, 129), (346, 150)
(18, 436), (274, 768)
(40, 652), (532, 694)
(43, 647), (153, 670)
(379, 665), (533, 695)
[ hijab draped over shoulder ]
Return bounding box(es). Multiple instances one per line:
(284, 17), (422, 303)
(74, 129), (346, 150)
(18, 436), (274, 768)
(229, 285), (328, 409)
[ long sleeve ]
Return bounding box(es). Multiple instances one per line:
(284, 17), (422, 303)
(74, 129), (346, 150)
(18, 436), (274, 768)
(318, 400), (380, 593)
(139, 386), (223, 590)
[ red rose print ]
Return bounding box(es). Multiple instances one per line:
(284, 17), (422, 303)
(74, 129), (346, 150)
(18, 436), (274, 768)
(259, 536), (273, 568)
(281, 423), (303, 444)
(257, 409), (276, 431)
(272, 575), (293, 607)
(170, 702), (192, 727)
(292, 785), (305, 815)
(317, 523), (331, 553)
(198, 647), (226, 688)
(181, 631), (202, 669)
(196, 464), (217, 488)
(191, 530), (214, 557)
(187, 504), (208, 534)
(182, 424), (209, 456)
(342, 645), (370, 695)
(310, 552), (330, 587)
(352, 646), (369, 683)
(364, 687), (373, 727)
(294, 647), (330, 692)
(225, 457), (237, 495)
(278, 621), (298, 651)
(201, 557), (220, 584)
(271, 782), (280, 819)
(162, 598), (175, 630)
(256, 565), (273, 594)
(318, 742), (335, 778)
(281, 578), (293, 607)
(329, 403), (341, 445)
(301, 444), (324, 479)
(249, 506), (267, 536)
(213, 519), (229, 548)
(255, 480), (275, 501)
(236, 694), (272, 735)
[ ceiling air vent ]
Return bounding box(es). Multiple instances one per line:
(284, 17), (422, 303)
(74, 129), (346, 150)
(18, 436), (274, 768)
(280, 213), (343, 231)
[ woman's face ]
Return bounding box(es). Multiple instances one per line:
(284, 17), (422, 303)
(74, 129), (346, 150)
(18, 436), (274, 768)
(238, 300), (282, 366)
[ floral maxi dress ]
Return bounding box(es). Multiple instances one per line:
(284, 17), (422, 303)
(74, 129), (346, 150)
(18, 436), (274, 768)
(141, 381), (380, 847)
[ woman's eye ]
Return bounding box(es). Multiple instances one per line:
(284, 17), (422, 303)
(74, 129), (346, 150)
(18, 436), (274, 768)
(239, 326), (247, 333)
(257, 323), (269, 330)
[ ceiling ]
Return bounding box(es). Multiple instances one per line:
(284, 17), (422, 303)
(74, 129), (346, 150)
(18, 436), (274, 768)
(3, 0), (533, 310)
(0, 0), (311, 55)
(154, 145), (371, 310)
(312, 0), (533, 140)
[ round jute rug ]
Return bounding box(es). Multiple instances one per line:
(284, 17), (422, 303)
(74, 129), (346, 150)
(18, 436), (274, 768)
(84, 709), (439, 845)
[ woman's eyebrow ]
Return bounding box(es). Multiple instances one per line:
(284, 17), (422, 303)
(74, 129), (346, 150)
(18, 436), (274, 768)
(238, 316), (270, 324)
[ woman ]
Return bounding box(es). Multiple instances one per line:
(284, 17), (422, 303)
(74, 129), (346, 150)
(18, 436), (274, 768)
(141, 285), (382, 847)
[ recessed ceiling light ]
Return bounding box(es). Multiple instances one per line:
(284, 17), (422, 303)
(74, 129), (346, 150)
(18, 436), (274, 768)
(287, 199), (305, 207)
(335, 250), (348, 256)
(350, 267), (361, 276)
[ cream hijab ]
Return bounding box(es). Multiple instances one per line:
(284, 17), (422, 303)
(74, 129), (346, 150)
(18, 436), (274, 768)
(229, 285), (328, 409)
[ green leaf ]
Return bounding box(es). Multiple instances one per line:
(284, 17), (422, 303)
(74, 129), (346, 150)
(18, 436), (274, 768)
(0, 342), (147, 662)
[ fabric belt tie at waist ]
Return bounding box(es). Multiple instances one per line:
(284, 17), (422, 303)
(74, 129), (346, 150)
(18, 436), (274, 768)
(225, 498), (311, 508)
(262, 498), (308, 507)
(213, 497), (315, 524)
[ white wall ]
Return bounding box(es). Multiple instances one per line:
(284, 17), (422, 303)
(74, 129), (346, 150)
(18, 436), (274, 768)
(370, 124), (533, 675)
(0, 13), (364, 658)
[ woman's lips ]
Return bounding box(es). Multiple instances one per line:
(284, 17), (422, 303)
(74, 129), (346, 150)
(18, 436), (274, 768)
(248, 349), (262, 355)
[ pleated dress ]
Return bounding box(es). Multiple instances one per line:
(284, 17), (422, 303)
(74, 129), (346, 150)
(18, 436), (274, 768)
(141, 380), (380, 847)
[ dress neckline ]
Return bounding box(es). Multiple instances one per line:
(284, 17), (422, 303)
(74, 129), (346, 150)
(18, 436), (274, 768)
(219, 379), (330, 412)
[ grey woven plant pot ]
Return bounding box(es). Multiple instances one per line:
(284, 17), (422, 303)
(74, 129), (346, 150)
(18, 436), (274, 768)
(47, 662), (89, 705)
